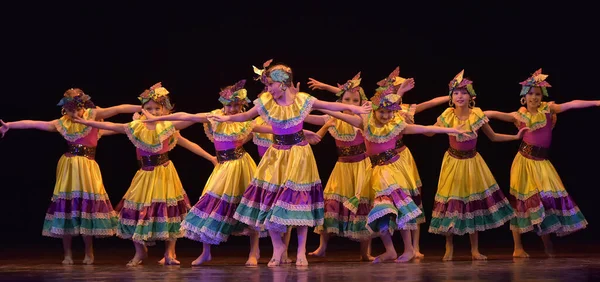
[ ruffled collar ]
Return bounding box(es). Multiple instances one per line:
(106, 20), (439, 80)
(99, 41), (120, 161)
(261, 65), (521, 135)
(55, 109), (96, 142)
(204, 109), (255, 143)
(364, 111), (407, 143)
(437, 107), (488, 142)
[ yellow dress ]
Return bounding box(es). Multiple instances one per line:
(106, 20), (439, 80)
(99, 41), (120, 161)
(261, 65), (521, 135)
(181, 109), (260, 244)
(364, 112), (423, 234)
(233, 92), (324, 233)
(252, 116), (273, 157)
(42, 109), (118, 237)
(314, 117), (373, 241)
(117, 120), (191, 244)
(509, 102), (587, 236)
(428, 107), (515, 235)
(393, 103), (425, 229)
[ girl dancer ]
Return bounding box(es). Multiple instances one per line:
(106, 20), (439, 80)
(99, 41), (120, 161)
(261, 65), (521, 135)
(427, 70), (527, 261)
(208, 60), (370, 267)
(0, 89), (140, 264)
(484, 68), (597, 257)
(315, 79), (467, 263)
(72, 83), (196, 266)
(307, 67), (450, 258)
(302, 72), (375, 261)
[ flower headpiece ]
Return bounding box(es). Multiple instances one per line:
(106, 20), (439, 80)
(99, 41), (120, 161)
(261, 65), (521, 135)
(57, 93), (95, 113)
(448, 69), (476, 97)
(138, 82), (173, 110)
(219, 79), (251, 105)
(370, 85), (402, 111)
(519, 68), (551, 96)
(335, 72), (368, 101)
(252, 59), (274, 85)
(376, 67), (407, 92)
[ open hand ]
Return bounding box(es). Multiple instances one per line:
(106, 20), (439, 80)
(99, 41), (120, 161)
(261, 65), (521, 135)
(303, 130), (322, 145)
(207, 114), (229, 123)
(141, 109), (160, 122)
(71, 116), (89, 125)
(0, 120), (9, 138)
(353, 103), (372, 114)
(290, 82), (301, 94)
(209, 155), (218, 166)
(307, 78), (326, 91)
(397, 78), (415, 95)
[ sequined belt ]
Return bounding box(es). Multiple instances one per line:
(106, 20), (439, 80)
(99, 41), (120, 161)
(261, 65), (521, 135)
(273, 131), (305, 146)
(369, 148), (399, 166)
(67, 144), (96, 159)
(519, 142), (549, 160)
(395, 139), (405, 149)
(216, 146), (246, 163)
(138, 152), (170, 168)
(337, 143), (367, 157)
(447, 147), (477, 159)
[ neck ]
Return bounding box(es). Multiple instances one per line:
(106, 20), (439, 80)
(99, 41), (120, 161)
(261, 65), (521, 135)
(527, 103), (540, 113)
(275, 89), (295, 105)
(454, 105), (470, 116)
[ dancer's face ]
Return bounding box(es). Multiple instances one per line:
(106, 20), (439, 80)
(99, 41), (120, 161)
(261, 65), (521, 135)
(66, 108), (85, 119)
(524, 87), (543, 108)
(451, 89), (471, 108)
(143, 100), (164, 117)
(374, 108), (394, 125)
(224, 101), (244, 115)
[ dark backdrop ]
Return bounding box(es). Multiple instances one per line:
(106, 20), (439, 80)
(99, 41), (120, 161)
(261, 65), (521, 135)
(1, 2), (598, 253)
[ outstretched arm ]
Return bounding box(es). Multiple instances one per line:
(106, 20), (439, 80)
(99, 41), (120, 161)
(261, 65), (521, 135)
(551, 100), (600, 114)
(72, 117), (127, 134)
(176, 132), (217, 166)
(404, 123), (468, 135)
(481, 123), (528, 142)
(99, 129), (120, 136)
(315, 118), (336, 138)
(313, 99), (370, 115)
(142, 110), (210, 123)
(318, 109), (364, 129)
(307, 78), (341, 94)
(422, 121), (443, 137)
(208, 106), (259, 123)
(483, 110), (518, 123)
(0, 119), (57, 137)
(304, 114), (329, 126)
(415, 96), (450, 114)
(95, 105), (142, 120)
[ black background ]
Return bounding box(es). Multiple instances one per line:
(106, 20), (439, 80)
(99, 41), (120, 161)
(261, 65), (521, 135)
(1, 2), (598, 254)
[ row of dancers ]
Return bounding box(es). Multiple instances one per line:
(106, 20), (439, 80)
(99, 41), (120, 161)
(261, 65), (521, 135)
(1, 62), (597, 267)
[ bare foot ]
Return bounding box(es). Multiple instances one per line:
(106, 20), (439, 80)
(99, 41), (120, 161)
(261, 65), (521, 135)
(414, 250), (425, 259)
(164, 256), (180, 265)
(308, 247), (326, 257)
(296, 254), (309, 267)
(126, 256), (145, 267)
(372, 250), (398, 264)
(394, 250), (415, 263)
(62, 256), (74, 265)
(443, 247), (453, 261)
(191, 252), (211, 266)
(158, 254), (177, 265)
(471, 251), (488, 260)
(513, 249), (530, 258)
(360, 254), (375, 262)
(82, 255), (94, 265)
(281, 252), (292, 264)
(268, 246), (286, 267)
(246, 253), (259, 267)
(545, 247), (556, 258)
